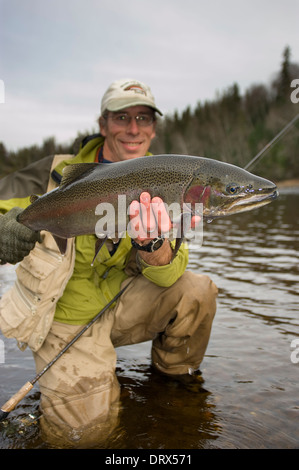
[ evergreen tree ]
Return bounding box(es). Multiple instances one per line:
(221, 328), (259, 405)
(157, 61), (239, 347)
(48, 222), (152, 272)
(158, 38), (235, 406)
(1, 47), (299, 181)
(272, 45), (292, 103)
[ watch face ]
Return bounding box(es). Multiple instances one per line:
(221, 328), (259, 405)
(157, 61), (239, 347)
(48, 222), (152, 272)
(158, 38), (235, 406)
(131, 237), (164, 252)
(152, 237), (164, 251)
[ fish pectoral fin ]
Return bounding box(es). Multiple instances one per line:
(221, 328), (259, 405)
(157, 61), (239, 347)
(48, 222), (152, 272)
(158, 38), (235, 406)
(53, 235), (68, 254)
(91, 236), (107, 266)
(172, 212), (192, 258)
(173, 237), (184, 258)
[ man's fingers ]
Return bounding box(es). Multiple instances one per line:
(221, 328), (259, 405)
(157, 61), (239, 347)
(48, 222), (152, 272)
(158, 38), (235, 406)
(128, 199), (148, 240)
(129, 192), (172, 240)
(129, 194), (202, 242)
(139, 192), (157, 235)
(191, 215), (201, 229)
(151, 197), (172, 234)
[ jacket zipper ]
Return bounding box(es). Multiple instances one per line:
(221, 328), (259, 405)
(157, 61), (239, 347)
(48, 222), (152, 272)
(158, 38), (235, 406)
(15, 279), (39, 314)
(34, 243), (64, 263)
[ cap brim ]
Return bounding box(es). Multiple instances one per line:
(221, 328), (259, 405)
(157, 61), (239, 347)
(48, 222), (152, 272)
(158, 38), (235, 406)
(107, 99), (163, 116)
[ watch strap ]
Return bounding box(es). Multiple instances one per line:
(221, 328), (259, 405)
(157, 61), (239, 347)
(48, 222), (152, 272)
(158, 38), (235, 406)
(131, 237), (165, 252)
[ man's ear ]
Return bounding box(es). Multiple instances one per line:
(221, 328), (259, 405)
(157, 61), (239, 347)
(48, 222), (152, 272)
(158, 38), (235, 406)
(151, 120), (157, 140)
(99, 116), (107, 137)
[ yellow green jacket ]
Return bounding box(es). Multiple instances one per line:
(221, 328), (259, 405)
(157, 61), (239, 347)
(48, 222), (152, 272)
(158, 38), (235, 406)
(0, 136), (189, 326)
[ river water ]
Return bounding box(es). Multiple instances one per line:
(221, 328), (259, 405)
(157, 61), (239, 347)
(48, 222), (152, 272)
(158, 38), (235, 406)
(0, 189), (298, 449)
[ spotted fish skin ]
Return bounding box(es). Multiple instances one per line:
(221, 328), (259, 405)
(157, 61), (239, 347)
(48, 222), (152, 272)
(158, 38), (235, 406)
(17, 154), (278, 252)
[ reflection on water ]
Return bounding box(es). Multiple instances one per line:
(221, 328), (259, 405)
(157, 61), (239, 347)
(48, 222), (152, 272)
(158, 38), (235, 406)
(1, 191), (299, 449)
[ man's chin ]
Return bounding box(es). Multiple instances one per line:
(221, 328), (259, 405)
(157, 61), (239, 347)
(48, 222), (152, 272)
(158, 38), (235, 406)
(118, 147), (147, 160)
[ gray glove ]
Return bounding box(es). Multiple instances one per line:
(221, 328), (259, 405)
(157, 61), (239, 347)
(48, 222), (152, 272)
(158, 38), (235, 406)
(0, 207), (41, 265)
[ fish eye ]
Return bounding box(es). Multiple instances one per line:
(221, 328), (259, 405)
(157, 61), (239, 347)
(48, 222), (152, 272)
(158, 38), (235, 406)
(226, 183), (240, 195)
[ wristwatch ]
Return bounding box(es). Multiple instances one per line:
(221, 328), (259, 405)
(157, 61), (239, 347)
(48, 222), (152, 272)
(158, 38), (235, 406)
(131, 236), (165, 252)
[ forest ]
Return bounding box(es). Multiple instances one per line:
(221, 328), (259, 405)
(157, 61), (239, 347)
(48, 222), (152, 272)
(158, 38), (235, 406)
(1, 47), (299, 183)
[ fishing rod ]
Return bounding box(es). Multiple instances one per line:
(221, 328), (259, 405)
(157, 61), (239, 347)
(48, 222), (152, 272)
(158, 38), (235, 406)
(0, 278), (134, 422)
(1, 114), (298, 422)
(244, 113), (299, 171)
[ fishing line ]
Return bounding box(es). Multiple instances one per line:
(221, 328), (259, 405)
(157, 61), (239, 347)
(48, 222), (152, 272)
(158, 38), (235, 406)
(1, 114), (298, 422)
(244, 113), (299, 171)
(0, 277), (135, 421)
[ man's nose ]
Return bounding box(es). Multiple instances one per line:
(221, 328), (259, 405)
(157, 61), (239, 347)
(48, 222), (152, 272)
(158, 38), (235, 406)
(126, 118), (139, 135)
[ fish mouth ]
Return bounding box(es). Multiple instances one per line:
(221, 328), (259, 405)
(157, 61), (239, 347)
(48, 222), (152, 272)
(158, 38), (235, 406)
(229, 188), (279, 212)
(205, 188), (279, 220)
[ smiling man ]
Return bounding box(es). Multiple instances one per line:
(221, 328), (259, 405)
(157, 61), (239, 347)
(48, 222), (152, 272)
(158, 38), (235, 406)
(101, 105), (156, 160)
(0, 78), (218, 447)
(97, 80), (174, 265)
(99, 79), (160, 161)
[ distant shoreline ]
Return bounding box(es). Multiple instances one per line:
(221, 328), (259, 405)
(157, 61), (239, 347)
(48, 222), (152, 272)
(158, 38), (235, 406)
(276, 179), (299, 188)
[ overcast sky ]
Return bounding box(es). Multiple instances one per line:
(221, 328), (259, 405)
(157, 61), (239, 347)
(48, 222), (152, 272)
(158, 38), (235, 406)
(0, 0), (298, 151)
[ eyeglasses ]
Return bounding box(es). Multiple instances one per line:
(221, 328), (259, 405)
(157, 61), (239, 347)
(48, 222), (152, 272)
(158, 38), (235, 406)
(108, 112), (155, 127)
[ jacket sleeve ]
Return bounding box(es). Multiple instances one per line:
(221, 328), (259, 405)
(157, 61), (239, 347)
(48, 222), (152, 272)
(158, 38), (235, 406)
(0, 155), (54, 213)
(137, 241), (189, 287)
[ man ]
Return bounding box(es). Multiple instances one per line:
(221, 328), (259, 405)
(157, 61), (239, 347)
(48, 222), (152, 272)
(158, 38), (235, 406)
(0, 79), (218, 447)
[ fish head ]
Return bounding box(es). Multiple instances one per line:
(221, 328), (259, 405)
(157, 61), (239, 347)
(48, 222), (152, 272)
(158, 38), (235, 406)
(184, 159), (278, 219)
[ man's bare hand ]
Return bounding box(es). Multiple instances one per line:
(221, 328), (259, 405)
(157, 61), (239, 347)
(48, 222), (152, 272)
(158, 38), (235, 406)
(128, 191), (171, 244)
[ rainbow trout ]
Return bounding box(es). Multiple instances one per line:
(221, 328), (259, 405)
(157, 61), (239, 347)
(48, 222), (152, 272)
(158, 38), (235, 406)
(17, 154), (278, 255)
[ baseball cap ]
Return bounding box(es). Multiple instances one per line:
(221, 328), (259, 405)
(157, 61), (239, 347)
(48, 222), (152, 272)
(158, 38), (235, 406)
(101, 79), (163, 116)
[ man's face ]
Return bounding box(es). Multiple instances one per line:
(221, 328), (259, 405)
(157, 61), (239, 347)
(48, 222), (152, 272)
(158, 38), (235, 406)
(100, 106), (156, 162)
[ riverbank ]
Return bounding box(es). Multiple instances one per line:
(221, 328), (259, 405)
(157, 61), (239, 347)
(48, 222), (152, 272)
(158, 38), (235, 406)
(277, 178), (299, 188)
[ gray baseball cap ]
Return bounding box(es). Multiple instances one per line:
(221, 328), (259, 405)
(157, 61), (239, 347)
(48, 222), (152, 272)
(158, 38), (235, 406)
(101, 78), (163, 115)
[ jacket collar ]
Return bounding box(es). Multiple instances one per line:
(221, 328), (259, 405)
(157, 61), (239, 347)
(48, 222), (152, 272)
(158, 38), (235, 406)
(51, 135), (105, 184)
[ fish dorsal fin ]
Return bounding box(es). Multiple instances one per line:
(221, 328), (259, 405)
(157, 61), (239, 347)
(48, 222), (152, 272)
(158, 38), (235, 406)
(30, 194), (40, 203)
(60, 163), (100, 187)
(53, 235), (68, 254)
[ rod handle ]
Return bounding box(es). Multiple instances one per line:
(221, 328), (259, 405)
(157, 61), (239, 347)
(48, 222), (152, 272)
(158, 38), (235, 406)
(0, 381), (33, 419)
